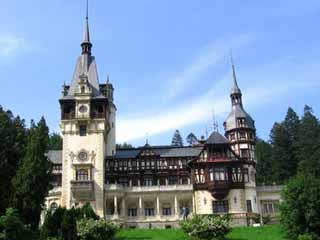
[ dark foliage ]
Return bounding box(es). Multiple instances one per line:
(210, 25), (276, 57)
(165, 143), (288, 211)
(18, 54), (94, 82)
(48, 132), (63, 150)
(280, 175), (320, 240)
(186, 133), (198, 145)
(171, 129), (184, 147)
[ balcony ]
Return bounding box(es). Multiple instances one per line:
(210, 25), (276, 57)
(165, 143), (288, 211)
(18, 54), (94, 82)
(105, 184), (193, 193)
(71, 180), (94, 200)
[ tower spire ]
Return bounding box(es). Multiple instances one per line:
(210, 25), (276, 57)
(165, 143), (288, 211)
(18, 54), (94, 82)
(230, 52), (241, 95)
(81, 0), (92, 55)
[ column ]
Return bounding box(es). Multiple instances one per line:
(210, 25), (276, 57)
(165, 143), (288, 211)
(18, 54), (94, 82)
(156, 195), (160, 219)
(114, 195), (118, 216)
(139, 196), (143, 218)
(121, 197), (126, 218)
(174, 194), (178, 219)
(192, 194), (196, 215)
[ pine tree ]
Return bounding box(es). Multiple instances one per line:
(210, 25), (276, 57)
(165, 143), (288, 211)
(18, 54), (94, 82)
(297, 105), (320, 176)
(48, 132), (63, 150)
(186, 133), (198, 146)
(171, 130), (184, 146)
(282, 107), (300, 177)
(0, 107), (26, 214)
(270, 123), (292, 184)
(13, 117), (52, 230)
(255, 138), (273, 185)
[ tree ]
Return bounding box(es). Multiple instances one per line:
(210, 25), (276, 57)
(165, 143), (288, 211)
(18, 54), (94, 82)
(270, 123), (292, 184)
(12, 117), (52, 230)
(77, 218), (119, 240)
(171, 130), (183, 147)
(0, 208), (32, 240)
(0, 107), (27, 214)
(116, 142), (133, 149)
(255, 138), (273, 185)
(297, 105), (320, 176)
(48, 133), (62, 150)
(282, 107), (300, 177)
(280, 175), (320, 240)
(186, 133), (198, 146)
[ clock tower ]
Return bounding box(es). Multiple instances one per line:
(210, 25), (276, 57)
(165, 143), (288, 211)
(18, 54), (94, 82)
(59, 9), (116, 217)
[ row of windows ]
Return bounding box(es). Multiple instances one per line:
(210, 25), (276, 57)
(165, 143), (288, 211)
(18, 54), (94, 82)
(194, 168), (249, 184)
(106, 177), (190, 186)
(106, 159), (189, 171)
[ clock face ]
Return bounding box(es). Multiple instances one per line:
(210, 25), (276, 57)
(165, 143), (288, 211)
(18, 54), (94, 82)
(78, 151), (88, 161)
(79, 105), (88, 113)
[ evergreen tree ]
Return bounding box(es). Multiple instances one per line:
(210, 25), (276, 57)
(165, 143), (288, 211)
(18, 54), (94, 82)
(282, 107), (300, 177)
(116, 142), (133, 149)
(0, 107), (26, 214)
(12, 117), (52, 230)
(270, 123), (292, 184)
(186, 133), (198, 145)
(297, 105), (320, 176)
(255, 138), (273, 185)
(48, 132), (63, 150)
(171, 130), (184, 146)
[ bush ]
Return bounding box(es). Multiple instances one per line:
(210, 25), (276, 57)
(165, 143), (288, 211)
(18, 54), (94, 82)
(180, 215), (231, 240)
(40, 203), (99, 240)
(77, 218), (119, 240)
(0, 208), (33, 240)
(298, 234), (313, 240)
(280, 175), (320, 240)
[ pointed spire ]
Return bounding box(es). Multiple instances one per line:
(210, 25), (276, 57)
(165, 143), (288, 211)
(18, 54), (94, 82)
(230, 52), (241, 95)
(81, 0), (92, 55)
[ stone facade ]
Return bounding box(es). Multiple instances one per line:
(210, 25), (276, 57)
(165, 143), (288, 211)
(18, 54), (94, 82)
(44, 13), (283, 228)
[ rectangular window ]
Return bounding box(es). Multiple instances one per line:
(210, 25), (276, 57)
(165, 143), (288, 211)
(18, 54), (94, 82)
(79, 125), (87, 136)
(119, 178), (129, 187)
(160, 178), (167, 186)
(212, 200), (229, 213)
(181, 177), (189, 185)
(131, 178), (139, 186)
(214, 168), (227, 181)
(162, 208), (172, 216)
(247, 200), (252, 213)
(143, 178), (153, 186)
(239, 131), (246, 140)
(144, 208), (154, 216)
(128, 208), (137, 217)
(168, 176), (178, 185)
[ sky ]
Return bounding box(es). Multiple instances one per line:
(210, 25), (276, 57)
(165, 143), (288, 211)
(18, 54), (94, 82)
(0, 0), (320, 147)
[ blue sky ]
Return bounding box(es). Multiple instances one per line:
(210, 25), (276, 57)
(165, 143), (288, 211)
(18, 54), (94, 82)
(1, 0), (320, 147)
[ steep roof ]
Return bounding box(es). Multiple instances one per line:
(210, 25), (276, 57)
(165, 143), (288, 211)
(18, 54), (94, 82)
(206, 131), (229, 144)
(224, 105), (255, 131)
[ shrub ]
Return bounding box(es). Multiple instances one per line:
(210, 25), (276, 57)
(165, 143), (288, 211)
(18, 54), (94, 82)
(180, 214), (231, 240)
(77, 218), (119, 240)
(0, 208), (33, 240)
(298, 234), (313, 240)
(280, 175), (320, 240)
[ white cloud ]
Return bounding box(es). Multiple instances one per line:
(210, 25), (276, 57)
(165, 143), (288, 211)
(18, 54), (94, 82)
(0, 33), (26, 57)
(165, 34), (255, 100)
(116, 58), (320, 143)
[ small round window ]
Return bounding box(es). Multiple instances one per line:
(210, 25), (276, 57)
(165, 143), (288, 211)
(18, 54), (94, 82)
(78, 151), (88, 161)
(79, 105), (88, 113)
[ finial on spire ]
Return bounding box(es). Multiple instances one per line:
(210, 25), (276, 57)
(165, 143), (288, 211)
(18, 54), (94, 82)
(230, 51), (241, 94)
(81, 0), (92, 54)
(212, 109), (219, 132)
(107, 74), (110, 83)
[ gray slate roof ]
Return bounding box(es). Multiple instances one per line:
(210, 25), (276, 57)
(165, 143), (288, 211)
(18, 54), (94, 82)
(206, 131), (228, 144)
(111, 146), (203, 159)
(224, 105), (255, 131)
(47, 150), (62, 164)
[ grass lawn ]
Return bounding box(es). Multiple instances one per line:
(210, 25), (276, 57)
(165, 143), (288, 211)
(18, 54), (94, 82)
(115, 224), (287, 240)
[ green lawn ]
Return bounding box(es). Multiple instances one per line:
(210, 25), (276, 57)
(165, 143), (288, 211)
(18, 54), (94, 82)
(115, 225), (286, 240)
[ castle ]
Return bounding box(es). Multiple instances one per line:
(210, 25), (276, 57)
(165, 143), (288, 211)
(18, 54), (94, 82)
(46, 7), (282, 228)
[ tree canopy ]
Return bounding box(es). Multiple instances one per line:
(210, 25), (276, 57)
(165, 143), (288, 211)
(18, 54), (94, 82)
(171, 129), (184, 147)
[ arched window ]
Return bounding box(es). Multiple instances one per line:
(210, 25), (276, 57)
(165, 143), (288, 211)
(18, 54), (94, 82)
(50, 202), (58, 211)
(77, 169), (89, 181)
